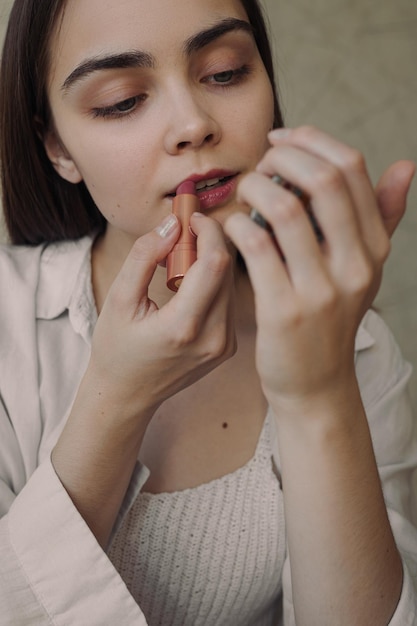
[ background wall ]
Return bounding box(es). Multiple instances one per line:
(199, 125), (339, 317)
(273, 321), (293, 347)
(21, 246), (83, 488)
(0, 0), (416, 407)
(263, 0), (417, 411)
(0, 1), (10, 41)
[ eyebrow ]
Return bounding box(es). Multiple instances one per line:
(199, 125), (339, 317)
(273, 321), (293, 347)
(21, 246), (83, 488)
(61, 17), (254, 93)
(184, 17), (254, 56)
(61, 50), (154, 92)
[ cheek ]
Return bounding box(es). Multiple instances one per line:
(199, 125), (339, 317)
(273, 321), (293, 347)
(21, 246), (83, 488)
(231, 98), (274, 160)
(230, 76), (274, 145)
(66, 149), (141, 228)
(253, 80), (275, 135)
(65, 130), (145, 197)
(69, 132), (159, 234)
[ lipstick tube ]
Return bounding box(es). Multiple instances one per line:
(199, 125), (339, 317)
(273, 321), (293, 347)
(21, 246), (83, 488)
(166, 180), (198, 292)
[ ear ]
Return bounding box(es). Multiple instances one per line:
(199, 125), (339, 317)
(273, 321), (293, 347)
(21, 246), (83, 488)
(43, 128), (83, 184)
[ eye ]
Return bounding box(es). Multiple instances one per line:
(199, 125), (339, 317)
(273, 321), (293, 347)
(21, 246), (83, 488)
(205, 65), (251, 87)
(114, 97), (137, 112)
(92, 95), (146, 119)
(213, 70), (234, 84)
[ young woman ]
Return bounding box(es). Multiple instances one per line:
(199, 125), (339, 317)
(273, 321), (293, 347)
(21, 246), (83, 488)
(0, 1), (416, 624)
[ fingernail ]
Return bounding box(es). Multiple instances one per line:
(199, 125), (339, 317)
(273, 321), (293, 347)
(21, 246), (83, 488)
(155, 214), (178, 238)
(189, 212), (204, 237)
(268, 127), (292, 140)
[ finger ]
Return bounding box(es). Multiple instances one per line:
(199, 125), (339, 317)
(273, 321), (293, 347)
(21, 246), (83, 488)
(106, 214), (180, 314)
(253, 143), (364, 267)
(264, 126), (388, 261)
(375, 160), (416, 237)
(224, 210), (293, 306)
(237, 172), (327, 293)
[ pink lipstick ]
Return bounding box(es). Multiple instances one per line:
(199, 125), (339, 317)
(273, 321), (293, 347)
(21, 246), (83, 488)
(166, 180), (198, 292)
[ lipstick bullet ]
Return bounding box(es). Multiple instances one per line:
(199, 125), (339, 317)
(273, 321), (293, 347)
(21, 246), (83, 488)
(166, 180), (198, 292)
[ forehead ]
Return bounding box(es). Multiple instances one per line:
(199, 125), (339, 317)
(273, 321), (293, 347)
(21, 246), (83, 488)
(49, 0), (249, 78)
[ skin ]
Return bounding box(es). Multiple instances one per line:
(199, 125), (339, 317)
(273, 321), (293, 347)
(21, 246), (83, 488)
(42, 0), (416, 623)
(45, 0), (273, 256)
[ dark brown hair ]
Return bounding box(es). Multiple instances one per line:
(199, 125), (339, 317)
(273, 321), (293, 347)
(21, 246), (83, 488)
(0, 0), (284, 245)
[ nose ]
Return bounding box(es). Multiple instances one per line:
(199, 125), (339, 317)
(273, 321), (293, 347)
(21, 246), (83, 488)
(163, 87), (221, 155)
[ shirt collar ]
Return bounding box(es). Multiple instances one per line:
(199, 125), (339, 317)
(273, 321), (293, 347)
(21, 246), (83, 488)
(36, 236), (97, 342)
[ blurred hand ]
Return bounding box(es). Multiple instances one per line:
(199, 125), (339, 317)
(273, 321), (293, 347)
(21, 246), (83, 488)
(225, 126), (401, 413)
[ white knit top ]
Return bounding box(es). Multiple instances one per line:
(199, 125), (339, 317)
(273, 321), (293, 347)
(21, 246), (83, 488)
(108, 410), (286, 626)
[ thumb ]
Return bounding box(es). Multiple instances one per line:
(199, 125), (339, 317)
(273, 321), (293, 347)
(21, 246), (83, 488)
(106, 214), (180, 313)
(375, 160), (416, 238)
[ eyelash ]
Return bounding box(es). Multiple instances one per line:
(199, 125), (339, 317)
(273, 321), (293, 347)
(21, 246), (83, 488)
(91, 95), (147, 119)
(205, 64), (252, 86)
(91, 64), (252, 120)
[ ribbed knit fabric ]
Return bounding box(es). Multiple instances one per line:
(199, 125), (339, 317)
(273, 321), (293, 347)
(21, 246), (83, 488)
(108, 410), (286, 625)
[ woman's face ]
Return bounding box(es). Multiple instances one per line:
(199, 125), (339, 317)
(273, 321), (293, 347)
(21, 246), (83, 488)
(45, 0), (275, 242)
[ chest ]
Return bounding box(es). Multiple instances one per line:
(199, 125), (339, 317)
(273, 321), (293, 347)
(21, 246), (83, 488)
(139, 333), (268, 494)
(109, 409), (285, 626)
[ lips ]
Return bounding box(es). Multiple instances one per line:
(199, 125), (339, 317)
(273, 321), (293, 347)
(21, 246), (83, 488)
(166, 170), (238, 211)
(167, 170), (237, 196)
(195, 175), (237, 211)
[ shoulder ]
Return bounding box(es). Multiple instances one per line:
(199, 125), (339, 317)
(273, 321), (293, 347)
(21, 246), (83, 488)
(0, 242), (46, 326)
(0, 236), (93, 334)
(0, 241), (44, 280)
(0, 236), (92, 283)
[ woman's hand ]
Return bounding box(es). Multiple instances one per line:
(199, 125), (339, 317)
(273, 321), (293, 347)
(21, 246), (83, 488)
(224, 126), (411, 412)
(90, 211), (235, 421)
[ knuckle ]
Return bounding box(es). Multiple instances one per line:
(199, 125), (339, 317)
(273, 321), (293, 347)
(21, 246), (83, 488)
(345, 258), (374, 295)
(197, 323), (235, 365)
(244, 225), (272, 255)
(205, 325), (230, 359)
(169, 317), (201, 347)
(168, 318), (233, 362)
(276, 194), (303, 226)
(318, 284), (338, 312)
(305, 283), (338, 318)
(310, 164), (344, 194)
(278, 285), (339, 328)
(284, 308), (304, 330)
(206, 246), (232, 276)
(342, 148), (367, 176)
(275, 300), (304, 329)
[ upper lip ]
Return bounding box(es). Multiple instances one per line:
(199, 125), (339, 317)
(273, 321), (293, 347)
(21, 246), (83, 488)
(167, 169), (237, 196)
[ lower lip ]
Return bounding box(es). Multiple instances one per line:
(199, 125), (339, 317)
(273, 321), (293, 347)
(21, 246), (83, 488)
(196, 176), (237, 211)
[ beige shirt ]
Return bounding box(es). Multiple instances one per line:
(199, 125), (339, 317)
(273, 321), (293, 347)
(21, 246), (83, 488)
(0, 236), (416, 625)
